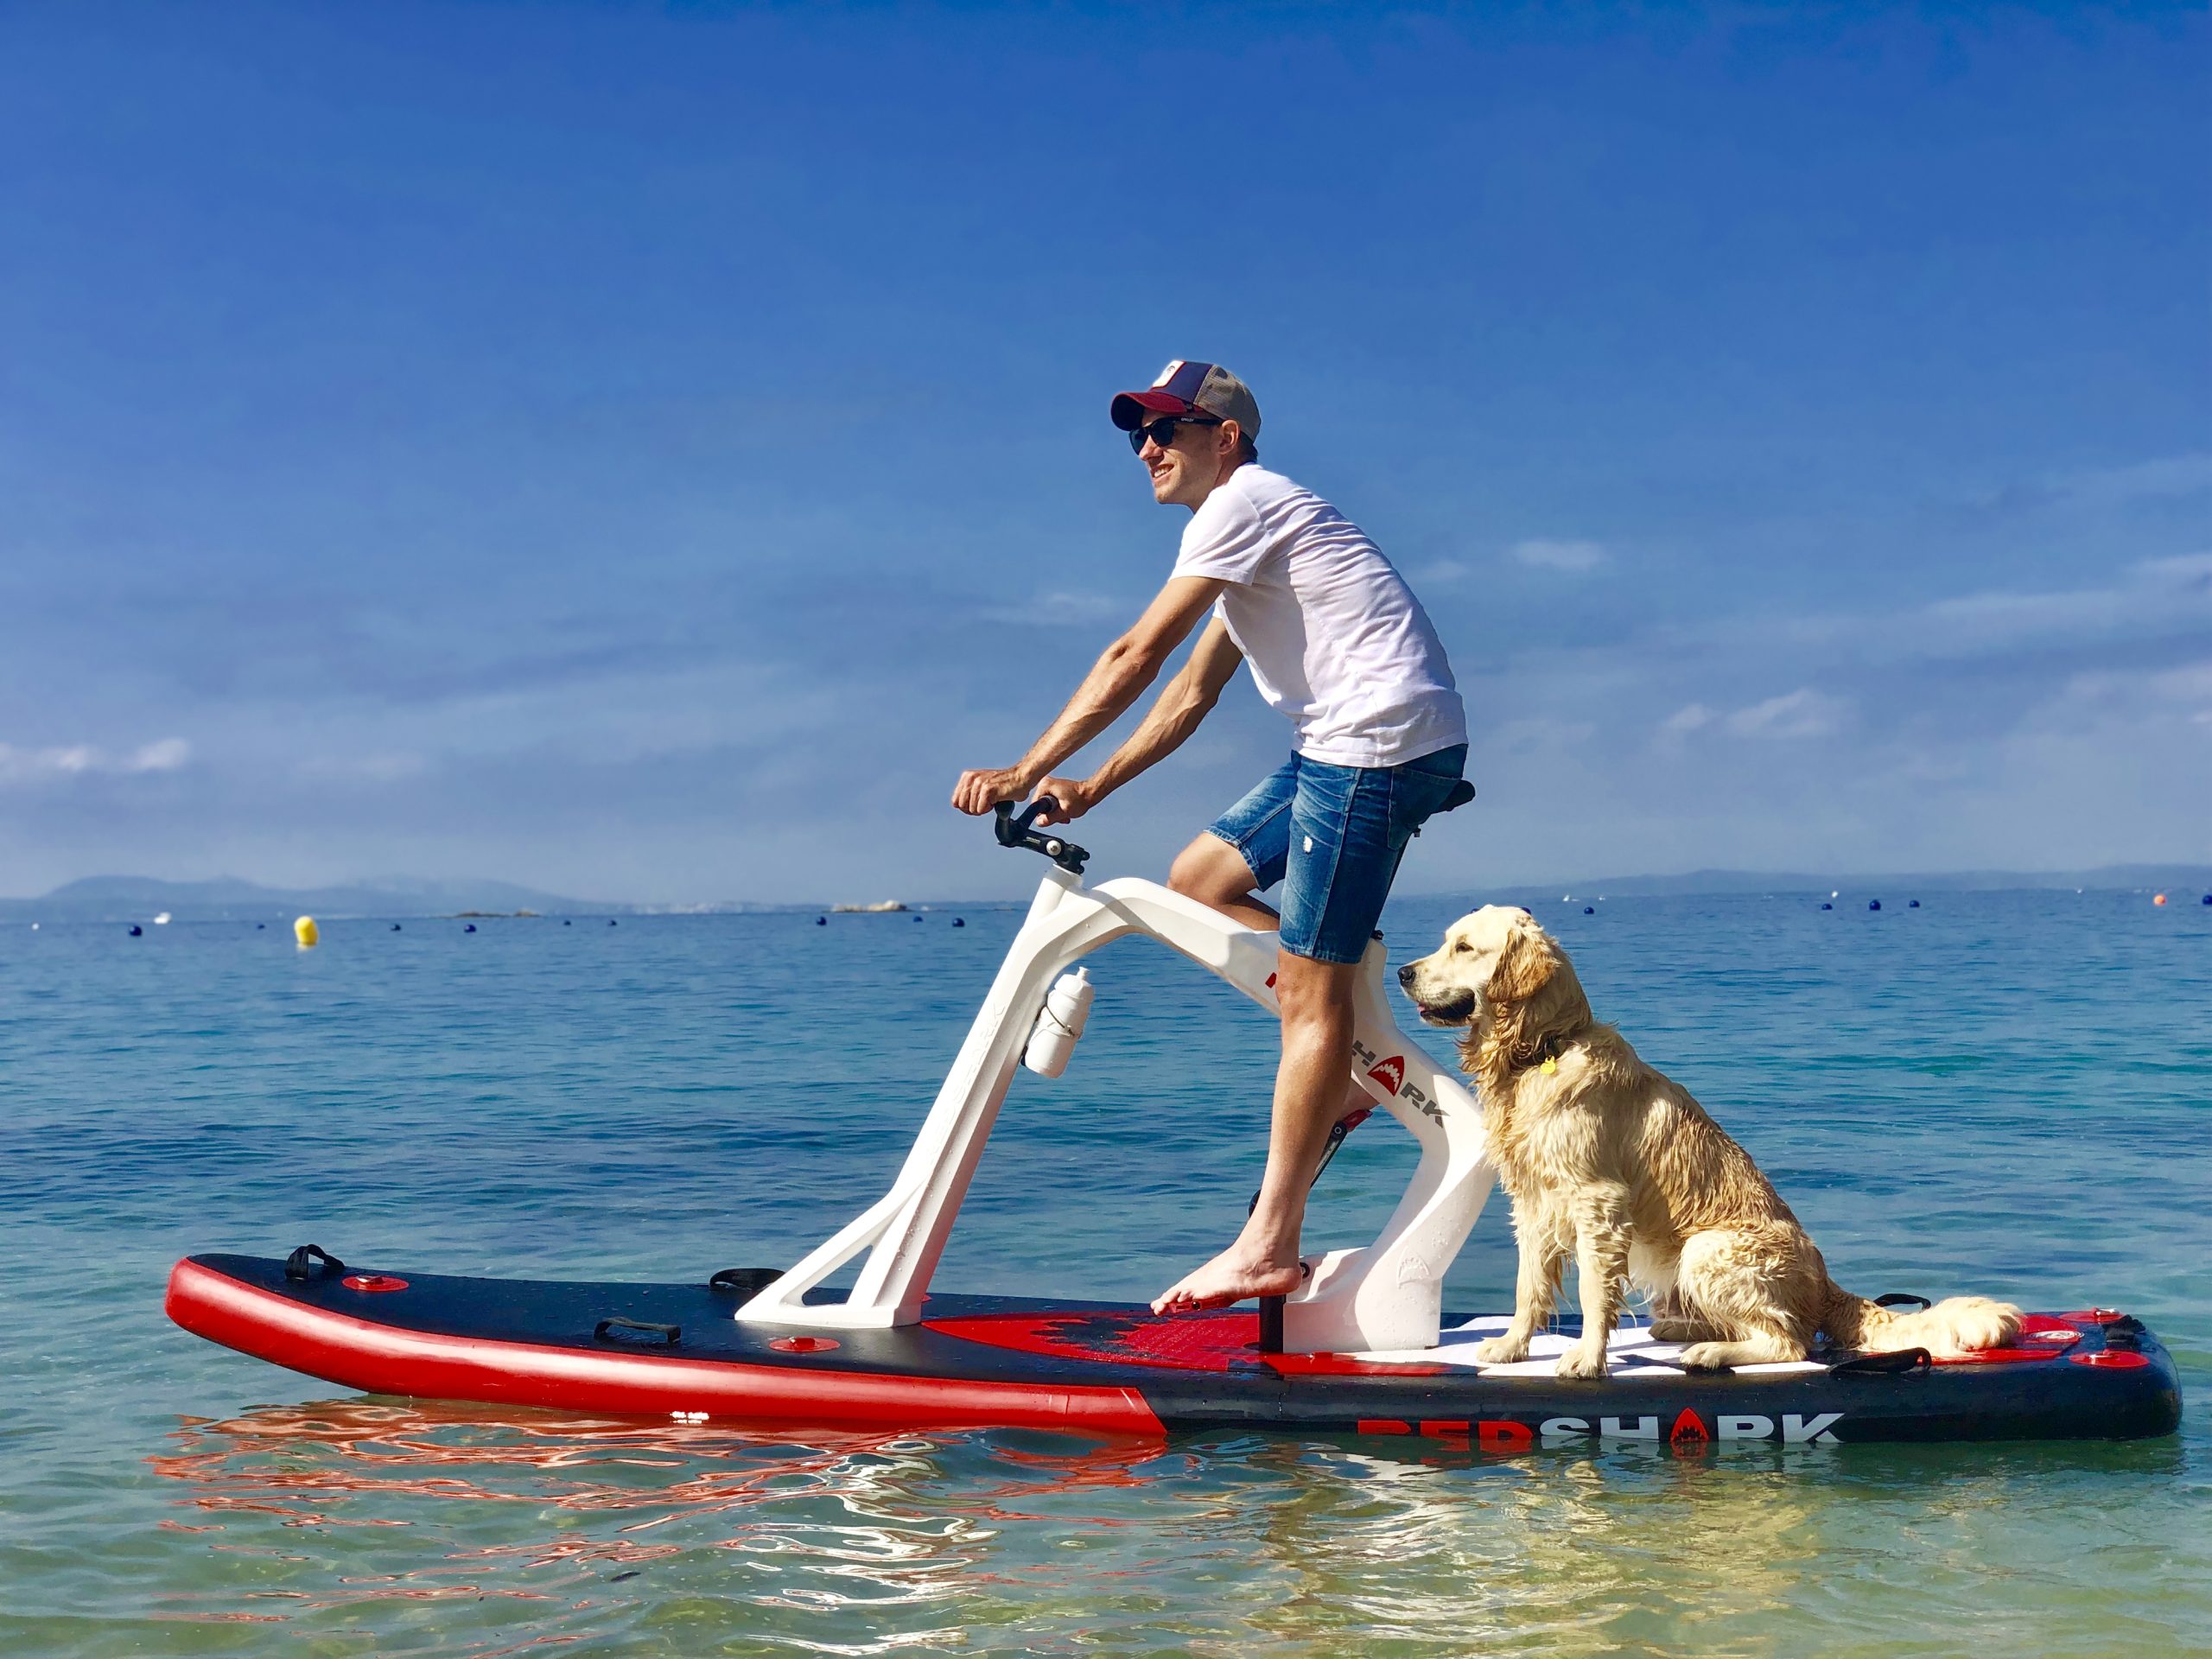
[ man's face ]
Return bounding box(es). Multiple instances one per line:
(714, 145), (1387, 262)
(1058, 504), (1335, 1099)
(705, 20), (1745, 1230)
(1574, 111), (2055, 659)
(1137, 414), (1235, 508)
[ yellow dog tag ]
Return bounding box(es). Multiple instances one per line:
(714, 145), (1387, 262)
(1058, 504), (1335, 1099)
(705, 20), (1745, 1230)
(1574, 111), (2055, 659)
(1540, 1058), (1558, 1075)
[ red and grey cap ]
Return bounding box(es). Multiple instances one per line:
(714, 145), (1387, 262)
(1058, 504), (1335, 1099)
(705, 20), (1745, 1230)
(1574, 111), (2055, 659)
(1109, 360), (1261, 436)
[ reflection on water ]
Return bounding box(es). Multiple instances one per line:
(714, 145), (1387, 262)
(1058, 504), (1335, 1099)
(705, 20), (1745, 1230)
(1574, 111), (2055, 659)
(138, 1397), (2200, 1656)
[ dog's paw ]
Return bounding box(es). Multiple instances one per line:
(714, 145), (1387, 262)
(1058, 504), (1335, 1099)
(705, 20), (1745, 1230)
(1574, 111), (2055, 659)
(1471, 1336), (1531, 1365)
(1554, 1343), (1610, 1380)
(1675, 1343), (1735, 1372)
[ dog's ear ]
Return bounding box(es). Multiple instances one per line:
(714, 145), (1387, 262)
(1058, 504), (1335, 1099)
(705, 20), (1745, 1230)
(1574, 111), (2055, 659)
(1484, 921), (1555, 1005)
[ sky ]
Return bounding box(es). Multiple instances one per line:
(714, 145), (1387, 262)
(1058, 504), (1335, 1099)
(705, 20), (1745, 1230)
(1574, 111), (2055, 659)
(2, 2), (2205, 904)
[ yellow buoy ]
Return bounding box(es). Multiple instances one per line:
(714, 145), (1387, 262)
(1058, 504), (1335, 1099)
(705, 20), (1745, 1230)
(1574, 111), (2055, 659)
(294, 915), (320, 947)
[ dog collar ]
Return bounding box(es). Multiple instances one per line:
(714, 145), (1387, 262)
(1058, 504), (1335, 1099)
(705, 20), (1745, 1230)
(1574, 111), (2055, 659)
(1512, 1031), (1573, 1074)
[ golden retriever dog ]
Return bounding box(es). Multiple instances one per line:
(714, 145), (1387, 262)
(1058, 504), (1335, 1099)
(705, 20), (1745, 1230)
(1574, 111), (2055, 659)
(1399, 906), (2021, 1376)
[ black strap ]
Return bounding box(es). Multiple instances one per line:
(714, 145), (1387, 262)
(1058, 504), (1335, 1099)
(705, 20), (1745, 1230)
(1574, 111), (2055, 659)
(1830, 1346), (1932, 1376)
(709, 1268), (781, 1298)
(1874, 1293), (1933, 1311)
(284, 1243), (346, 1282)
(594, 1317), (680, 1346)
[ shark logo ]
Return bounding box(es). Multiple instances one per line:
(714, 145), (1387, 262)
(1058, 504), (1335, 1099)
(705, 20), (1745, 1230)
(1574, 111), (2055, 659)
(1669, 1408), (1712, 1451)
(1366, 1055), (1405, 1096)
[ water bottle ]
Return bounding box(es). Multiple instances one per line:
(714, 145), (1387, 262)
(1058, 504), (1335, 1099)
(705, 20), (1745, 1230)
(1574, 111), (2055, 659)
(1021, 968), (1093, 1078)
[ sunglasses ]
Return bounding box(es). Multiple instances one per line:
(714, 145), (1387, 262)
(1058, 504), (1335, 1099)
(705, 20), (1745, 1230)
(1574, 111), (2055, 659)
(1128, 414), (1222, 454)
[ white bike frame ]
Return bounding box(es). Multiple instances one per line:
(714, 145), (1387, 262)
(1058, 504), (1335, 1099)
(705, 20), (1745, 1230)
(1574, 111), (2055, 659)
(740, 864), (1496, 1353)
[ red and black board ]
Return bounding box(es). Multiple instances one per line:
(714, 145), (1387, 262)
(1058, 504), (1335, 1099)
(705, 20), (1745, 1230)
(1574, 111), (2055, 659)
(166, 1253), (2183, 1447)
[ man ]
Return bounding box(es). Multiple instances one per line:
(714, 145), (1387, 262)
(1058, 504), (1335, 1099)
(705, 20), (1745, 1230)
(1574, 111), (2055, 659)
(951, 360), (1468, 1313)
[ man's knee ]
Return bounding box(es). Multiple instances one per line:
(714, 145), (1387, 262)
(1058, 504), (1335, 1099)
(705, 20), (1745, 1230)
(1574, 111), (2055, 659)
(1273, 950), (1356, 1023)
(1168, 835), (1245, 904)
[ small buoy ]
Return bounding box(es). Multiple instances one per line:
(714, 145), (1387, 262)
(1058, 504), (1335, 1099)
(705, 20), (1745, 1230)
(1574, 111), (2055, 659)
(914, 913), (925, 923)
(1868, 899), (1881, 912)
(256, 922), (265, 930)
(1830, 890), (1839, 899)
(464, 923), (477, 932)
(2202, 893), (2210, 906)
(1583, 906), (1593, 915)
(128, 924), (143, 937)
(390, 923), (402, 931)
(816, 916), (827, 925)
(563, 918), (572, 925)
(294, 916), (319, 948)
(2152, 893), (2167, 906)
(1820, 902), (1833, 911)
(952, 917), (965, 927)
(154, 912), (171, 925)
(608, 918), (617, 926)
(1909, 899), (1920, 908)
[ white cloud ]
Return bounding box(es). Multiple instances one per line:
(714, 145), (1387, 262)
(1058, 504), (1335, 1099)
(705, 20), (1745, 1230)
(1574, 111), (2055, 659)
(1725, 688), (1850, 740)
(0, 738), (191, 785)
(1653, 691), (1848, 743)
(130, 738), (191, 772)
(1511, 538), (1608, 573)
(1914, 552), (2210, 656)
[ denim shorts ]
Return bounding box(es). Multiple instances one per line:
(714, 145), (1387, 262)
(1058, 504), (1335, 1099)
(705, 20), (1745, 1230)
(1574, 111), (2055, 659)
(1206, 744), (1469, 964)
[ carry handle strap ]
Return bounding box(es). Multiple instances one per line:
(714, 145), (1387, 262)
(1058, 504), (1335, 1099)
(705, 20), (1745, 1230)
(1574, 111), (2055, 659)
(594, 1317), (680, 1346)
(1830, 1346), (1932, 1377)
(284, 1243), (347, 1282)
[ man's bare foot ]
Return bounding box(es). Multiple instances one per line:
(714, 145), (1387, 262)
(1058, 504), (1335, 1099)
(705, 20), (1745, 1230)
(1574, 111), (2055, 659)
(1150, 1246), (1305, 1314)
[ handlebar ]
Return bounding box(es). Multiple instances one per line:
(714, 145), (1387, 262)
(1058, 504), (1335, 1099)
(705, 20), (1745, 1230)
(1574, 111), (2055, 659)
(994, 798), (1090, 875)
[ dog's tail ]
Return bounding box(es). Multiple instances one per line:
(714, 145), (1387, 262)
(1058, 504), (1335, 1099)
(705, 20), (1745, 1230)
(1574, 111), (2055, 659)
(1817, 1278), (2022, 1358)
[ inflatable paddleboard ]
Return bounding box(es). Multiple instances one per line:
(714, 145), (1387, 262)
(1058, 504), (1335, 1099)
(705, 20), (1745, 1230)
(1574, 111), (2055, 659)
(168, 1251), (2182, 1446)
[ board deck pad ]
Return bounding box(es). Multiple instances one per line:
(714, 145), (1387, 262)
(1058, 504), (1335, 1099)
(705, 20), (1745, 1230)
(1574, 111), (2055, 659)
(167, 1253), (2183, 1447)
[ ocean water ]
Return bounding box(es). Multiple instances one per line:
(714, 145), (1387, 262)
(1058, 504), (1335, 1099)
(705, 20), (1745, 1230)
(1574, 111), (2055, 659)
(1, 883), (2206, 1656)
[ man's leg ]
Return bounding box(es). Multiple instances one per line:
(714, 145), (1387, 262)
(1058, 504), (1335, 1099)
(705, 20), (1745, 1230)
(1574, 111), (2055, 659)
(1151, 945), (1359, 1312)
(1166, 831), (1280, 930)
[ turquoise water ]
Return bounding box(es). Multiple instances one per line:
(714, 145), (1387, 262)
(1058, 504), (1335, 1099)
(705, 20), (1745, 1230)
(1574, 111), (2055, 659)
(2, 886), (2207, 1655)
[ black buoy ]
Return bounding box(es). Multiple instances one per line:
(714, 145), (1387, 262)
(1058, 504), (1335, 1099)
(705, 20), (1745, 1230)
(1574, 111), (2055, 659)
(464, 923), (477, 933)
(1820, 902), (1834, 911)
(608, 918), (617, 926)
(1582, 906), (1594, 915)
(391, 923), (402, 931)
(128, 924), (143, 937)
(815, 916), (827, 925)
(1909, 899), (1920, 908)
(2202, 893), (2210, 906)
(563, 918), (572, 926)
(952, 917), (965, 927)
(1868, 899), (1881, 912)
(256, 923), (265, 930)
(914, 913), (924, 923)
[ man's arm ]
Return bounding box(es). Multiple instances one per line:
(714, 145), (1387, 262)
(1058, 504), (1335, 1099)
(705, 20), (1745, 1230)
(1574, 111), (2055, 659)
(1028, 615), (1243, 823)
(951, 575), (1226, 817)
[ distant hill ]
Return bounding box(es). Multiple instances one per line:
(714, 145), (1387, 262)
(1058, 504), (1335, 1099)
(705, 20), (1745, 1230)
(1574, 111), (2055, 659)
(7, 862), (2204, 923)
(0, 874), (613, 922)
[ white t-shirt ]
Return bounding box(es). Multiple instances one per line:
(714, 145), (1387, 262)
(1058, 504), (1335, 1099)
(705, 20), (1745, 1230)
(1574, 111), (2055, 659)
(1172, 466), (1466, 768)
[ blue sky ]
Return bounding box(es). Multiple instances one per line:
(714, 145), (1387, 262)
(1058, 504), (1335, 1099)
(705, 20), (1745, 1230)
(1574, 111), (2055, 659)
(3, 2), (2204, 903)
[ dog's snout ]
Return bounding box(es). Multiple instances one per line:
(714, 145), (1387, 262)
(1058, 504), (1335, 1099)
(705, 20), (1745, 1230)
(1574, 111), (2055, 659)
(1396, 963), (1417, 987)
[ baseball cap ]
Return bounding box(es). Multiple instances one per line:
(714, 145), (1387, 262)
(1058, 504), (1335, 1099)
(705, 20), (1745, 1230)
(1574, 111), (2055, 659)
(1109, 360), (1262, 437)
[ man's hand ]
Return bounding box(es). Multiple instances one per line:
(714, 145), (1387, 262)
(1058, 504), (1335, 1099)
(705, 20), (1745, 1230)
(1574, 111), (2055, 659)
(951, 766), (1032, 817)
(1030, 777), (1098, 825)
